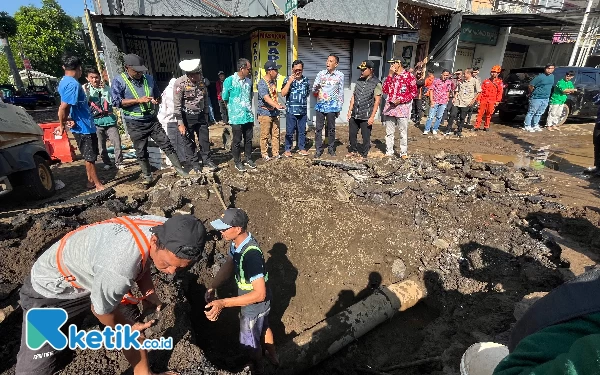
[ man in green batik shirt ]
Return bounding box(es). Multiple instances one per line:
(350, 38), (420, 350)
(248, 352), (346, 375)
(545, 70), (576, 131)
(84, 68), (123, 170)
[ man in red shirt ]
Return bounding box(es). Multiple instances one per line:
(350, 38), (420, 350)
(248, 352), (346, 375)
(216, 71), (228, 124)
(474, 65), (503, 131)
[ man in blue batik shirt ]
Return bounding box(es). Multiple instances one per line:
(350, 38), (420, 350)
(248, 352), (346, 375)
(281, 59), (311, 157)
(313, 54), (344, 158)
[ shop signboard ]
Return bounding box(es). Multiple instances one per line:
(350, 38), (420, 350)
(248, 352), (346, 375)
(459, 21), (499, 46)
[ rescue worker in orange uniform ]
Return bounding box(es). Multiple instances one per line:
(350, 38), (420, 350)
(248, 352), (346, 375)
(474, 65), (503, 131)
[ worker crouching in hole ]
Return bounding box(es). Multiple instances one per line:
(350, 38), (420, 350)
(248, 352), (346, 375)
(205, 208), (278, 375)
(15, 214), (207, 375)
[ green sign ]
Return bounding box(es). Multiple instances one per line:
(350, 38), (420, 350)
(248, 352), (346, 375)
(459, 21), (499, 46)
(285, 0), (298, 14)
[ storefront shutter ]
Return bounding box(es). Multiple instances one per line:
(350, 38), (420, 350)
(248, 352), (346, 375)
(293, 37), (352, 88)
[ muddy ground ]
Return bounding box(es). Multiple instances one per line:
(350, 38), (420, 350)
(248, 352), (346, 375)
(1, 109), (599, 375)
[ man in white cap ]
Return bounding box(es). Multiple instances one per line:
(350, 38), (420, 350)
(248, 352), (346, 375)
(173, 59), (218, 172)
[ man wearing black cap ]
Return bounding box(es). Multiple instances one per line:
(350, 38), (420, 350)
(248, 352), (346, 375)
(258, 61), (285, 161)
(205, 208), (276, 373)
(112, 53), (189, 186)
(346, 60), (382, 160)
(16, 214), (206, 375)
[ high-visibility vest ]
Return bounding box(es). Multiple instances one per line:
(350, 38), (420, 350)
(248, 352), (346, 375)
(120, 72), (155, 117)
(55, 216), (164, 306)
(235, 245), (269, 291)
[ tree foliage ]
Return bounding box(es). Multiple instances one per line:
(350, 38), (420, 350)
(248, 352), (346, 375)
(0, 12), (18, 38)
(0, 0), (93, 83)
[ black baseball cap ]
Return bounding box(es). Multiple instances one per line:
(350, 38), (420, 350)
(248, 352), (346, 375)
(123, 54), (148, 72)
(150, 215), (206, 261)
(210, 208), (249, 230)
(357, 60), (375, 70)
(264, 61), (282, 71)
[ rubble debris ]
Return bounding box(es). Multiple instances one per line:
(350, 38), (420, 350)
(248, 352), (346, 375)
(312, 159), (368, 171)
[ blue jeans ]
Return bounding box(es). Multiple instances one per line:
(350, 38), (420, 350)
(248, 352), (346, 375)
(524, 98), (549, 128)
(424, 103), (447, 132)
(285, 112), (307, 151)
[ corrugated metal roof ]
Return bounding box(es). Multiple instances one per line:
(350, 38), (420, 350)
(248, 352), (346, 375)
(296, 0), (395, 27)
(118, 0), (249, 17)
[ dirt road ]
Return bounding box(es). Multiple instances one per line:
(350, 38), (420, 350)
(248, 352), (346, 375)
(0, 112), (598, 375)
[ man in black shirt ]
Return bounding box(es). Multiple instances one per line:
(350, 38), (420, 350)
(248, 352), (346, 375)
(205, 208), (277, 373)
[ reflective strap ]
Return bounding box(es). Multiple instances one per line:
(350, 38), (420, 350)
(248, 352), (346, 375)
(120, 72), (152, 116)
(54, 217), (164, 301)
(236, 246), (269, 291)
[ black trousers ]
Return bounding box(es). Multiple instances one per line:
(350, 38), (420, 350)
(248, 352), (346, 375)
(218, 99), (229, 124)
(466, 104), (477, 125)
(412, 99), (423, 123)
(449, 106), (471, 133)
(183, 112), (212, 164)
(442, 99), (454, 126)
(349, 117), (371, 157)
(166, 122), (188, 164)
(126, 118), (176, 161)
(315, 111), (337, 154)
(594, 121), (600, 168)
(16, 276), (91, 375)
(232, 122), (254, 163)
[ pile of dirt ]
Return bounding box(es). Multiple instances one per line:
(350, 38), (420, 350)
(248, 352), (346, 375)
(0, 151), (599, 375)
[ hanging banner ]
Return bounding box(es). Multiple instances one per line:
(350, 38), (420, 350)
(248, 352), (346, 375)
(252, 31), (287, 92)
(251, 31), (260, 92)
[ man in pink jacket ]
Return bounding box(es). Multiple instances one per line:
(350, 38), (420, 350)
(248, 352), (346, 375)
(382, 60), (417, 159)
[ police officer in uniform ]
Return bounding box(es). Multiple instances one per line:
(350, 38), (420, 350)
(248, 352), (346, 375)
(173, 59), (218, 172)
(111, 54), (188, 185)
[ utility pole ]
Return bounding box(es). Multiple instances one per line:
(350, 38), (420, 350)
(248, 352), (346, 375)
(569, 0), (594, 66)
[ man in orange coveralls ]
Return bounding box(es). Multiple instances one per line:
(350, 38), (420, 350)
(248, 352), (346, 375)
(473, 65), (503, 132)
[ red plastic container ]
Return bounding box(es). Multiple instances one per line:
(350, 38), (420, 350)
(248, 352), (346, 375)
(38, 122), (76, 163)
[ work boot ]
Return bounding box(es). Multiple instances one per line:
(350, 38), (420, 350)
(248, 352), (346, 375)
(139, 160), (153, 187)
(166, 153), (189, 178)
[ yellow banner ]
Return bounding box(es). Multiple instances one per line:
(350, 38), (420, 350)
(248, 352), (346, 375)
(253, 31), (287, 92)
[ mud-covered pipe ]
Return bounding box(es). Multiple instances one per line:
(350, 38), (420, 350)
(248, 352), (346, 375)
(277, 279), (427, 375)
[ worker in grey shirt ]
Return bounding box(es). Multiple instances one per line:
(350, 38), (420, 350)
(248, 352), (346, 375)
(173, 59), (218, 172)
(15, 214), (206, 375)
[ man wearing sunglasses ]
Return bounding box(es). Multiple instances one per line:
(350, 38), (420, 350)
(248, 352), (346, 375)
(205, 208), (276, 374)
(16, 214), (207, 375)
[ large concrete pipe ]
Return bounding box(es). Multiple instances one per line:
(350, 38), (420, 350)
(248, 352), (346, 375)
(277, 279), (427, 375)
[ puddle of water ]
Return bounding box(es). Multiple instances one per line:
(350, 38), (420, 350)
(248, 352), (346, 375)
(473, 143), (593, 174)
(472, 153), (533, 168)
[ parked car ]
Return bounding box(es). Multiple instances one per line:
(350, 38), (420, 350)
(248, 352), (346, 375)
(0, 84), (37, 110)
(28, 85), (57, 106)
(497, 66), (600, 126)
(0, 102), (55, 199)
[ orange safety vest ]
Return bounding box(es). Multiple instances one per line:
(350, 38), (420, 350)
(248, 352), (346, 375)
(55, 216), (165, 306)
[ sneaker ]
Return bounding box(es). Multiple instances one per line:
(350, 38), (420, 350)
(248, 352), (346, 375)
(457, 132), (463, 138)
(423, 130), (429, 135)
(432, 130), (438, 135)
(584, 166), (598, 174)
(534, 127), (543, 132)
(244, 159), (257, 169)
(262, 154), (271, 161)
(401, 154), (409, 160)
(445, 131), (453, 136)
(524, 127), (534, 132)
(283, 151), (292, 157)
(235, 162), (246, 172)
(299, 150), (309, 156)
(203, 160), (218, 172)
